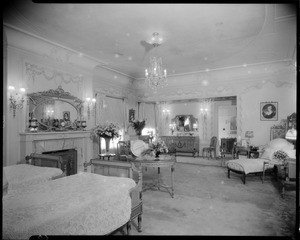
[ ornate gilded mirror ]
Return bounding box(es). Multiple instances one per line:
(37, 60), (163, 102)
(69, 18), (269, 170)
(172, 115), (198, 132)
(28, 86), (84, 131)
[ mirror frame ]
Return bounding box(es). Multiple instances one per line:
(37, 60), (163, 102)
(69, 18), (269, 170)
(27, 86), (84, 131)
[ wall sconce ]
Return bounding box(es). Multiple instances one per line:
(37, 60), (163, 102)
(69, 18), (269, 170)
(8, 86), (26, 118)
(86, 97), (96, 119)
(200, 108), (208, 113)
(162, 109), (170, 114)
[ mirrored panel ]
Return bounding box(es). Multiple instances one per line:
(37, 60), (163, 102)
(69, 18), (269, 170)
(171, 115), (198, 132)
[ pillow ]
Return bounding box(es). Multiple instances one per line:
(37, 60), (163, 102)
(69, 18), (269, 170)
(268, 138), (293, 151)
(284, 149), (296, 159)
(260, 147), (277, 160)
(273, 150), (288, 162)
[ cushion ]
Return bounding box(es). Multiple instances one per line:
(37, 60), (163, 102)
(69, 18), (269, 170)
(268, 138), (293, 151)
(284, 149), (296, 159)
(260, 147), (277, 161)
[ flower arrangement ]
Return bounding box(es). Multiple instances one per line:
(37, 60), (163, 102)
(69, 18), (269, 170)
(273, 150), (288, 163)
(149, 138), (169, 156)
(91, 122), (120, 139)
(130, 119), (146, 132)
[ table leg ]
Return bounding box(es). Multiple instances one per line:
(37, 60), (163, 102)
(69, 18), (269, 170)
(157, 167), (160, 190)
(171, 165), (174, 198)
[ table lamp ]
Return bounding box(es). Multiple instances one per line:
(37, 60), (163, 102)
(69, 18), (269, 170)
(245, 131), (254, 147)
(285, 127), (296, 148)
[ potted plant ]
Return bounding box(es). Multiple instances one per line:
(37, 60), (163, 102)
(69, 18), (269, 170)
(130, 119), (146, 135)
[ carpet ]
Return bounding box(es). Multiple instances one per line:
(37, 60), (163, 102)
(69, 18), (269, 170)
(129, 156), (296, 236)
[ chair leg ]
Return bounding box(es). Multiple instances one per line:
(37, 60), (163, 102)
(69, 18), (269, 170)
(138, 214), (142, 232)
(126, 221), (131, 235)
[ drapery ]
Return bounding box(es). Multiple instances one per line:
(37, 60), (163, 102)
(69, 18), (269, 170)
(95, 94), (125, 153)
(143, 103), (157, 135)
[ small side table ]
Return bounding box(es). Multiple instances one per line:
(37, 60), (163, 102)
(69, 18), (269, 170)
(98, 153), (116, 160)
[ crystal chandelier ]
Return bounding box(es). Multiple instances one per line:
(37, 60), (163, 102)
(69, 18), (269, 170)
(145, 33), (167, 93)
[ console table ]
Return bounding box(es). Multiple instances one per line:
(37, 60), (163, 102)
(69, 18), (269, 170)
(160, 136), (199, 157)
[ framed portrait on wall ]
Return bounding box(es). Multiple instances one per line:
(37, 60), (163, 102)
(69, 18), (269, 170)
(63, 111), (70, 121)
(260, 102), (278, 121)
(129, 109), (135, 122)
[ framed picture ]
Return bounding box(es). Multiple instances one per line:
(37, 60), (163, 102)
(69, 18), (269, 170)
(63, 111), (70, 121)
(260, 102), (278, 121)
(129, 109), (135, 122)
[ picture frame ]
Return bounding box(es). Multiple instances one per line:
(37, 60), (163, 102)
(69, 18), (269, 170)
(63, 111), (70, 121)
(129, 109), (135, 122)
(260, 102), (278, 121)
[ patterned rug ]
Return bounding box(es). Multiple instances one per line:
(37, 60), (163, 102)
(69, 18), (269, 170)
(129, 158), (296, 236)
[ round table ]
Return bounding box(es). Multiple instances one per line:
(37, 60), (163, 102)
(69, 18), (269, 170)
(131, 154), (176, 198)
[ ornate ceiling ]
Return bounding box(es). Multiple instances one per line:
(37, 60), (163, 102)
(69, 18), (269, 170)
(3, 2), (297, 81)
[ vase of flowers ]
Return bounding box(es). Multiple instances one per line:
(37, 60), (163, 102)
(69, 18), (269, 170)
(130, 119), (146, 136)
(149, 138), (169, 158)
(91, 122), (120, 153)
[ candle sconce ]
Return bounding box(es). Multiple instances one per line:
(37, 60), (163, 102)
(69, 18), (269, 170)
(85, 97), (96, 119)
(8, 86), (26, 118)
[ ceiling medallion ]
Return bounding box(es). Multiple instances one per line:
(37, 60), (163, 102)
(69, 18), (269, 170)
(144, 33), (167, 93)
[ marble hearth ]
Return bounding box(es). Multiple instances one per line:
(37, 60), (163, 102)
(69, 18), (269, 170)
(20, 131), (93, 172)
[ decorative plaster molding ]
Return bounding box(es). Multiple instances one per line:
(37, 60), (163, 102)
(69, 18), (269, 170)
(42, 46), (75, 64)
(25, 62), (83, 87)
(94, 86), (133, 99)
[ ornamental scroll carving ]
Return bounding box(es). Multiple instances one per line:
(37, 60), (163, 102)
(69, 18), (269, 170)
(25, 62), (83, 86)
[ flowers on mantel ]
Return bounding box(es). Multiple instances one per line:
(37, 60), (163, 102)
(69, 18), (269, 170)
(91, 122), (120, 139)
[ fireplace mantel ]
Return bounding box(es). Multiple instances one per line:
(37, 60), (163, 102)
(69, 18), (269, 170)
(20, 131), (93, 172)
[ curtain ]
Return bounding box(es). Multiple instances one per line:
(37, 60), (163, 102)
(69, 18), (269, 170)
(143, 103), (156, 135)
(95, 95), (125, 153)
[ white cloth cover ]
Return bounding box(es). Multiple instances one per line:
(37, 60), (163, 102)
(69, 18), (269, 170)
(3, 164), (63, 192)
(226, 158), (273, 174)
(3, 172), (136, 239)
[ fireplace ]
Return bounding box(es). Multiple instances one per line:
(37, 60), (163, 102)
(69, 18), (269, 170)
(43, 149), (77, 176)
(20, 131), (93, 173)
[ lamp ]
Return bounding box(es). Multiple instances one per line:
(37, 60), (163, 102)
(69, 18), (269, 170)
(145, 32), (167, 93)
(85, 97), (96, 119)
(193, 123), (198, 131)
(169, 123), (176, 135)
(8, 86), (26, 118)
(285, 127), (297, 141)
(245, 131), (254, 147)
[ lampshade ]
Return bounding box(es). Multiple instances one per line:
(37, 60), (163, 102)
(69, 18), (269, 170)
(285, 128), (297, 141)
(245, 131), (254, 138)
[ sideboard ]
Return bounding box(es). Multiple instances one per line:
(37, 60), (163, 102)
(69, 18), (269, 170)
(160, 136), (199, 157)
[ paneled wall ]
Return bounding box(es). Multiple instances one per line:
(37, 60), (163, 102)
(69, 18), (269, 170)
(3, 26), (296, 166)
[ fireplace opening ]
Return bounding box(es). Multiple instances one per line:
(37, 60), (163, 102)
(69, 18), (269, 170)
(43, 149), (77, 176)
